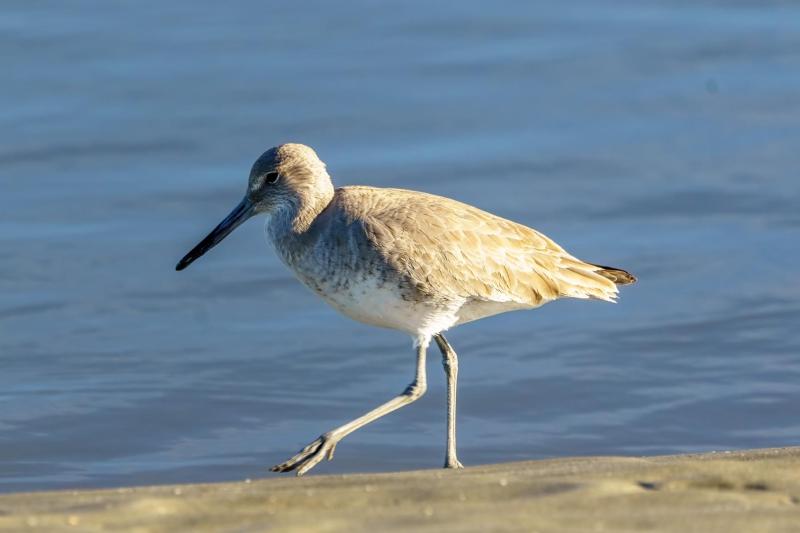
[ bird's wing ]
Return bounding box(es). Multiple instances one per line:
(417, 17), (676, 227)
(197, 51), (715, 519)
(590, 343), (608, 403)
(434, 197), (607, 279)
(340, 187), (619, 306)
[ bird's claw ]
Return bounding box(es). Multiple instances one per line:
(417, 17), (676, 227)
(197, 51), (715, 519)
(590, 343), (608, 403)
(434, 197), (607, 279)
(445, 458), (464, 469)
(270, 434), (339, 476)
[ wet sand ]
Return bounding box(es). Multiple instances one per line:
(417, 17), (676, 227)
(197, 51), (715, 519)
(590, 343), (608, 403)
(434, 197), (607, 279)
(1, 447), (798, 532)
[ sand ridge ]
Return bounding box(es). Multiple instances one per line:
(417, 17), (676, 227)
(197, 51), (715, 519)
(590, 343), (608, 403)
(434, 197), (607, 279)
(1, 447), (798, 532)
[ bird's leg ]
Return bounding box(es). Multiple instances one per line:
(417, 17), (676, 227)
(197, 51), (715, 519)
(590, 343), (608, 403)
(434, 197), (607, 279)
(434, 333), (464, 469)
(271, 338), (429, 476)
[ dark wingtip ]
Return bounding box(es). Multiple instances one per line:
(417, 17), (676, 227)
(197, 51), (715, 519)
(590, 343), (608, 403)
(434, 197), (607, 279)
(592, 264), (637, 286)
(175, 256), (192, 271)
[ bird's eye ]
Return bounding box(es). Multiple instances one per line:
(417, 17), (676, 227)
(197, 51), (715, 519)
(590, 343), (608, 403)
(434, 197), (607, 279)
(265, 171), (280, 184)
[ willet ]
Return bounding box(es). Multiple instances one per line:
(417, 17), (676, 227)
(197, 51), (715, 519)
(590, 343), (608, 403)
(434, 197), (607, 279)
(176, 143), (636, 476)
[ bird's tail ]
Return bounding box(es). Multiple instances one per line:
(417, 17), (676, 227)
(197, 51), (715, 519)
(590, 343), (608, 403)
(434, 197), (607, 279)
(591, 264), (637, 286)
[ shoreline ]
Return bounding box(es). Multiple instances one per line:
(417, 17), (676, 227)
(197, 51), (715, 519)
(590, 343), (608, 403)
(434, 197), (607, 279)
(1, 447), (798, 532)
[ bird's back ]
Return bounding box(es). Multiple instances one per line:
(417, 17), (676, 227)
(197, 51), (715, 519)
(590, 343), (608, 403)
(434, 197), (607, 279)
(329, 186), (632, 322)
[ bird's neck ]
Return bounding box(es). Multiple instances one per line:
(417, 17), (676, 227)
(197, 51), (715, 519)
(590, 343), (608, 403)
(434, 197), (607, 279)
(267, 180), (335, 244)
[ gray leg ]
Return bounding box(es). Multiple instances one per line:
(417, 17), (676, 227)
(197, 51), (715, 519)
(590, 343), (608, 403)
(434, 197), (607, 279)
(271, 337), (429, 476)
(434, 333), (464, 469)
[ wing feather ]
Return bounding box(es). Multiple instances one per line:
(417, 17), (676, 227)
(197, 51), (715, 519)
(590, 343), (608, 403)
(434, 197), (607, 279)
(338, 186), (620, 306)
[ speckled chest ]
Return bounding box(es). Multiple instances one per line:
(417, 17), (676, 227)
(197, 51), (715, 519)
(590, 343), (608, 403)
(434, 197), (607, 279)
(269, 230), (458, 335)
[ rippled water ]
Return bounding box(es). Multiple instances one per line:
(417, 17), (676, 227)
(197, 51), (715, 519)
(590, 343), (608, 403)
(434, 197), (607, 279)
(2, 1), (799, 492)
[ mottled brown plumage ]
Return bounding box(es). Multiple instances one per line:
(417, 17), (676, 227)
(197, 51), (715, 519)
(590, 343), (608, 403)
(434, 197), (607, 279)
(335, 185), (633, 309)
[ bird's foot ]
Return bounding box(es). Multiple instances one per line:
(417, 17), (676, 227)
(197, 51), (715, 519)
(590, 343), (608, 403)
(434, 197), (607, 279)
(270, 433), (339, 476)
(445, 457), (464, 469)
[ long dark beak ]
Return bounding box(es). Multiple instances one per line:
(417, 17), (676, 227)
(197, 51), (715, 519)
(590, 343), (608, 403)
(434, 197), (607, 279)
(176, 197), (255, 271)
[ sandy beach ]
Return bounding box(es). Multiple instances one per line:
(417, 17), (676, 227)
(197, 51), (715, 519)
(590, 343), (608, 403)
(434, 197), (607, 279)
(1, 447), (798, 532)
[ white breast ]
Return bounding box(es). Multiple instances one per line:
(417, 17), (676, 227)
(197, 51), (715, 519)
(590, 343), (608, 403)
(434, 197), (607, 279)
(266, 214), (460, 338)
(302, 272), (463, 338)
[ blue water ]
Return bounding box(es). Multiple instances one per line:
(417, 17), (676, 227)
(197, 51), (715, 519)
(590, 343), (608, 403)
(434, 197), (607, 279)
(2, 0), (799, 492)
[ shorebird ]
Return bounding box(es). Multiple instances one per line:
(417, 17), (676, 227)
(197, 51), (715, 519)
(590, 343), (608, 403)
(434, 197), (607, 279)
(176, 143), (635, 476)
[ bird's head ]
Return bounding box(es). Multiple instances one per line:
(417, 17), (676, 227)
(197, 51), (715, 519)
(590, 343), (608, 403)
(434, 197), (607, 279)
(176, 143), (332, 271)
